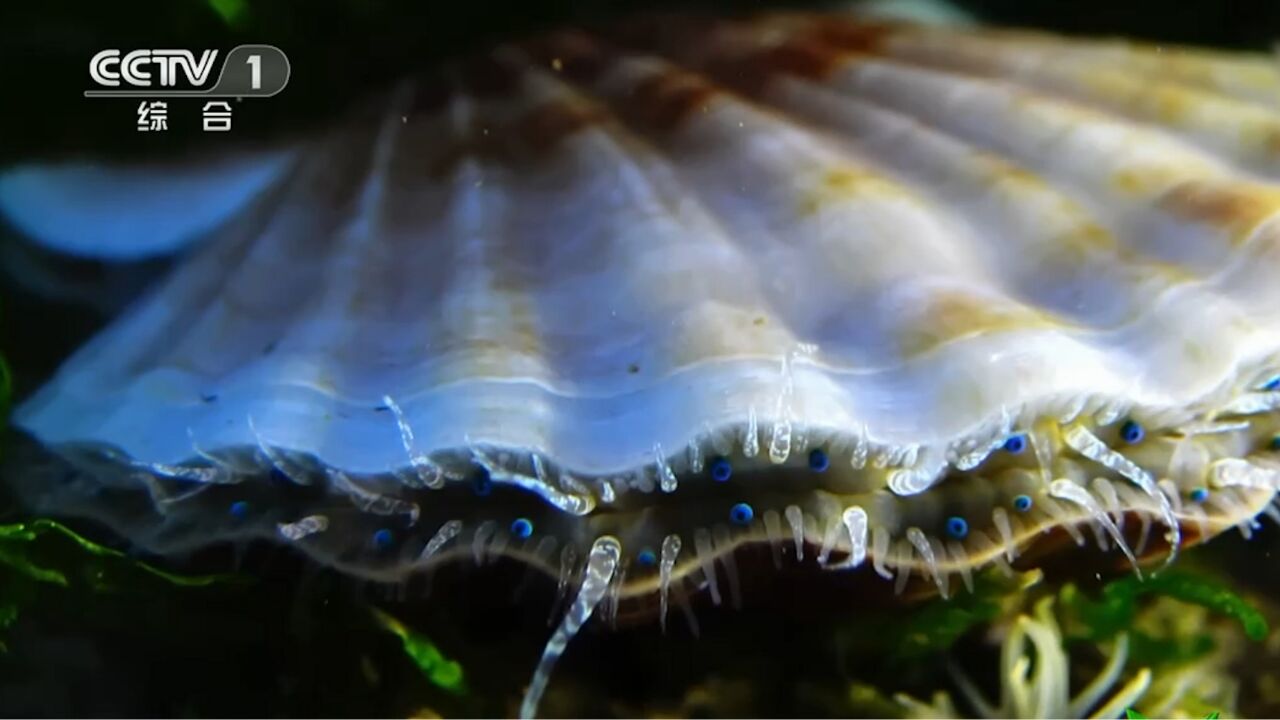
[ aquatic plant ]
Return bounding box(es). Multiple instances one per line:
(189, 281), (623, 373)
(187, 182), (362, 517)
(0, 519), (232, 589)
(944, 596), (1152, 719)
(0, 516), (476, 715)
(0, 518), (236, 656)
(846, 566), (1043, 666)
(370, 607), (466, 696)
(1060, 570), (1269, 644)
(895, 567), (1266, 719)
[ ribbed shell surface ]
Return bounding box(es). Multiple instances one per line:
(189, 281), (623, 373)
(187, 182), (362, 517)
(17, 15), (1280, 489)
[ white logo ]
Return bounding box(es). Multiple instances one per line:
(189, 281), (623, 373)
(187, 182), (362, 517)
(202, 101), (233, 132)
(90, 49), (220, 88)
(136, 100), (168, 132)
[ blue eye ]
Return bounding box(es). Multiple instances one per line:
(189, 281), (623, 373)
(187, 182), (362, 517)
(1120, 420), (1144, 445)
(1190, 487), (1209, 503)
(946, 516), (969, 539)
(510, 517), (533, 539)
(473, 468), (493, 496)
(229, 500), (249, 519)
(372, 528), (394, 549)
(1263, 375), (1280, 391)
(637, 549), (657, 566)
(808, 448), (830, 472)
(730, 502), (755, 525)
(709, 457), (733, 483)
(1013, 494), (1033, 512)
(1003, 434), (1026, 453)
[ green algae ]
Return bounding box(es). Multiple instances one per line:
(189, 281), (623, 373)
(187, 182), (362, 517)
(0, 519), (237, 590)
(871, 568), (1044, 665)
(370, 607), (467, 696)
(0, 518), (241, 651)
(1060, 568), (1269, 649)
(884, 587), (1004, 664)
(0, 514), (473, 715)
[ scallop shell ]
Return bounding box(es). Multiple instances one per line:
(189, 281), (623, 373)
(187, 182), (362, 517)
(5, 11), (1280, 715)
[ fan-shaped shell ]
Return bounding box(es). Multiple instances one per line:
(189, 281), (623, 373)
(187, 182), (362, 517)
(6, 13), (1280, 615)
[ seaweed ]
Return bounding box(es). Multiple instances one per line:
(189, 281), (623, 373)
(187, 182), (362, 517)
(370, 607), (467, 696)
(874, 569), (1043, 665)
(1059, 568), (1269, 650)
(0, 515), (474, 716)
(0, 519), (237, 591)
(0, 518), (241, 651)
(884, 588), (1004, 664)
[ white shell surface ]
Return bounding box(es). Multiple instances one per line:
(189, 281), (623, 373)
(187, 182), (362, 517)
(11, 14), (1280, 492)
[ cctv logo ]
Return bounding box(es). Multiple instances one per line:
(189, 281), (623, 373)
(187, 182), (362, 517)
(89, 50), (220, 89)
(86, 45), (288, 98)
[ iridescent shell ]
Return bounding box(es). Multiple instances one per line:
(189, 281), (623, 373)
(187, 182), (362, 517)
(5, 12), (1280, 717)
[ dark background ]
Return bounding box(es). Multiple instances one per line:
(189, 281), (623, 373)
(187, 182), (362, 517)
(0, 0), (1278, 164)
(0, 3), (1278, 716)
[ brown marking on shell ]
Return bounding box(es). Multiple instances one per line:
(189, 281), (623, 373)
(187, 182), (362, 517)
(1042, 222), (1121, 270)
(702, 35), (847, 100)
(1079, 72), (1280, 159)
(797, 166), (913, 216)
(631, 16), (866, 102)
(1158, 179), (1280, 243)
(624, 69), (722, 133)
(1111, 166), (1191, 197)
(898, 290), (1061, 357)
(797, 16), (899, 56)
(1267, 127), (1280, 158)
(1145, 85), (1197, 124)
(517, 100), (611, 153)
(757, 39), (844, 81)
(1074, 74), (1199, 125)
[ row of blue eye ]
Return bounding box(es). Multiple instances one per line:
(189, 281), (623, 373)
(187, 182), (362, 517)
(715, 421), (1148, 478)
(238, 409), (1237, 555)
(944, 484), (1213, 538)
(708, 448), (831, 484)
(231, 477), (1216, 558)
(1002, 420), (1144, 455)
(468, 418), (1170, 503)
(942, 495), (1032, 540)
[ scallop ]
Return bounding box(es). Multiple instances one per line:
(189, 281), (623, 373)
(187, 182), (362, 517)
(5, 12), (1280, 717)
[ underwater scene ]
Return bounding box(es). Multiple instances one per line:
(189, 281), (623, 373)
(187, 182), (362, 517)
(5, 0), (1280, 717)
